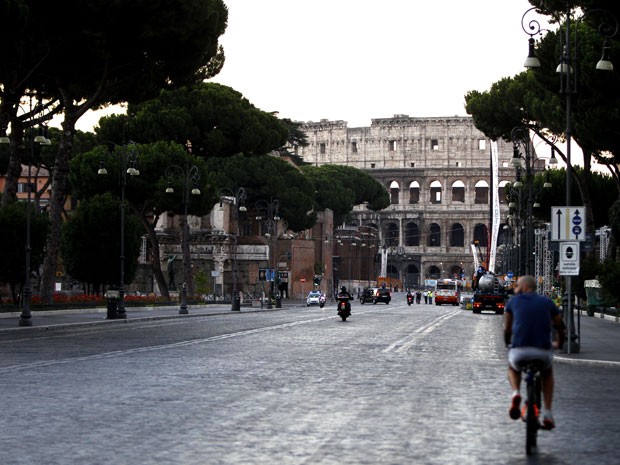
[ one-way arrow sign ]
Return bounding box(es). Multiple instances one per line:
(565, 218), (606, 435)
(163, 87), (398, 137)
(551, 206), (586, 241)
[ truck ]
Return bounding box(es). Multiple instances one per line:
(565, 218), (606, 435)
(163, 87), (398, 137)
(472, 272), (506, 314)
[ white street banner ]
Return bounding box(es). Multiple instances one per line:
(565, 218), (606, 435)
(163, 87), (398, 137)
(488, 141), (500, 273)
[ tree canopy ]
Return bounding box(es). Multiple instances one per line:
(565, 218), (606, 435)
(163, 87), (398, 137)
(0, 201), (48, 302)
(205, 154), (317, 232)
(96, 83), (289, 158)
(302, 164), (391, 225)
(61, 193), (142, 293)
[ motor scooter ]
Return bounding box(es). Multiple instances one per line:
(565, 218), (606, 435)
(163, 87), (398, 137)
(407, 293), (414, 306)
(319, 294), (326, 308)
(336, 295), (352, 321)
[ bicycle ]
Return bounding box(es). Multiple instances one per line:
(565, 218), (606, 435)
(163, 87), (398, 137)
(519, 360), (544, 455)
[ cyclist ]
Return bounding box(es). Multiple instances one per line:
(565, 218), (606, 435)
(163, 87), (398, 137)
(504, 275), (565, 429)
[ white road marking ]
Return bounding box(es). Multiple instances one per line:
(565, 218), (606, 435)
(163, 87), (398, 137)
(382, 309), (461, 354)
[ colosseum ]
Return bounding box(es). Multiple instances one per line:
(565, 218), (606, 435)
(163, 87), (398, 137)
(296, 115), (517, 290)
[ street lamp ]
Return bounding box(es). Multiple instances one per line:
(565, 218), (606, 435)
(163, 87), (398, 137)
(255, 198), (280, 309)
(97, 142), (140, 319)
(521, 6), (618, 354)
(219, 187), (247, 311)
(0, 97), (51, 326)
(510, 126), (552, 277)
(165, 163), (201, 314)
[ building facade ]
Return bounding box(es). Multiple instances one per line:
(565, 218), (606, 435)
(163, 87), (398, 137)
(297, 115), (517, 289)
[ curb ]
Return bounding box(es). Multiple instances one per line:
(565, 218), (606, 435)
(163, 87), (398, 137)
(555, 355), (620, 368)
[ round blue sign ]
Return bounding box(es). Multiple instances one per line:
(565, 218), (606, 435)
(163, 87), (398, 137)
(573, 215), (582, 225)
(573, 225), (582, 236)
(507, 271), (514, 278)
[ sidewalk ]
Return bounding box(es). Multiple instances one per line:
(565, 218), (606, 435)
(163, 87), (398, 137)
(0, 301), (304, 332)
(554, 310), (620, 367)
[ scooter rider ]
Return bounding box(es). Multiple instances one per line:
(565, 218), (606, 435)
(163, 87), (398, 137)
(337, 286), (353, 312)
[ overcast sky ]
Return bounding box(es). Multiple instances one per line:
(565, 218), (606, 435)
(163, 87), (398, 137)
(208, 0), (537, 127)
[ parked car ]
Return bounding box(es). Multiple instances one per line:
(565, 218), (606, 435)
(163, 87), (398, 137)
(306, 290), (323, 306)
(360, 287), (391, 304)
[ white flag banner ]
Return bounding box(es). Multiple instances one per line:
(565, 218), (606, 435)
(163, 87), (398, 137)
(488, 141), (501, 273)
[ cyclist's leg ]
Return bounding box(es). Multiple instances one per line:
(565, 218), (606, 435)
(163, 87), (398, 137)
(541, 366), (554, 411)
(507, 348), (523, 419)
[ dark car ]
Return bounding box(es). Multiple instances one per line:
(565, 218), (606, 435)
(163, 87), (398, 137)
(360, 287), (391, 304)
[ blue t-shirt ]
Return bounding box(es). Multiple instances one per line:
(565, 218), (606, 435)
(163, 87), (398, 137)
(505, 292), (561, 349)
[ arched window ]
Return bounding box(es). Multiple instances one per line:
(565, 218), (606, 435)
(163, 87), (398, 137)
(499, 180), (510, 204)
(451, 180), (465, 203)
(475, 180), (489, 204)
(405, 222), (420, 246)
(428, 223), (441, 247)
(385, 222), (399, 246)
(449, 265), (463, 280)
(409, 181), (420, 204)
(430, 180), (442, 204)
(473, 223), (488, 246)
(427, 265), (441, 279)
(450, 223), (465, 247)
(389, 180), (400, 204)
(406, 264), (420, 288)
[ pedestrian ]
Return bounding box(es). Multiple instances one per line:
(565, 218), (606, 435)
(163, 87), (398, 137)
(424, 291), (428, 305)
(416, 290), (422, 304)
(428, 290), (433, 305)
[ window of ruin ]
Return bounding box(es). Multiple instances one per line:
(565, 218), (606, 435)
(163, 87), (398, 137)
(455, 161), (461, 167)
(430, 180), (442, 204)
(473, 223), (488, 246)
(479, 139), (486, 150)
(451, 180), (465, 203)
(388, 140), (396, 151)
(410, 162), (415, 168)
(405, 222), (420, 246)
(351, 141), (357, 153)
(319, 143), (326, 154)
(499, 180), (510, 204)
(385, 223), (399, 246)
(431, 139), (439, 150)
(389, 180), (400, 204)
(475, 180), (489, 204)
(450, 223), (465, 247)
(428, 223), (441, 247)
(409, 181), (420, 204)
(370, 163), (375, 169)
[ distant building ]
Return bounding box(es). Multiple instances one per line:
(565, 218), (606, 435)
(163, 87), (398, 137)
(296, 115), (520, 288)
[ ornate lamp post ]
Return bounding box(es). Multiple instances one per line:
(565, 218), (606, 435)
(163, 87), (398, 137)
(509, 126), (552, 277)
(1, 97), (51, 326)
(520, 5), (618, 353)
(165, 163), (201, 314)
(98, 143), (140, 319)
(255, 198), (279, 309)
(219, 187), (247, 311)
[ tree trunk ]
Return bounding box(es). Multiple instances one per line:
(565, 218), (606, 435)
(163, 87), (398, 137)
(136, 211), (170, 299)
(40, 111), (76, 303)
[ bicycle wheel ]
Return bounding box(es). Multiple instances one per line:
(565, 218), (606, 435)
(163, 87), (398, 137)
(525, 378), (538, 455)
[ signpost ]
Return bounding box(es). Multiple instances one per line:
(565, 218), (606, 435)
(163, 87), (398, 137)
(559, 242), (580, 276)
(551, 206), (586, 355)
(551, 206), (586, 241)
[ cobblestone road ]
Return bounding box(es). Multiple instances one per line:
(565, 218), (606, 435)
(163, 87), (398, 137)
(1, 301), (618, 464)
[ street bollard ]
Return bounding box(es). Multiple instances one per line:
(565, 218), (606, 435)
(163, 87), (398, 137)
(275, 294), (282, 308)
(179, 282), (188, 314)
(105, 289), (119, 319)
